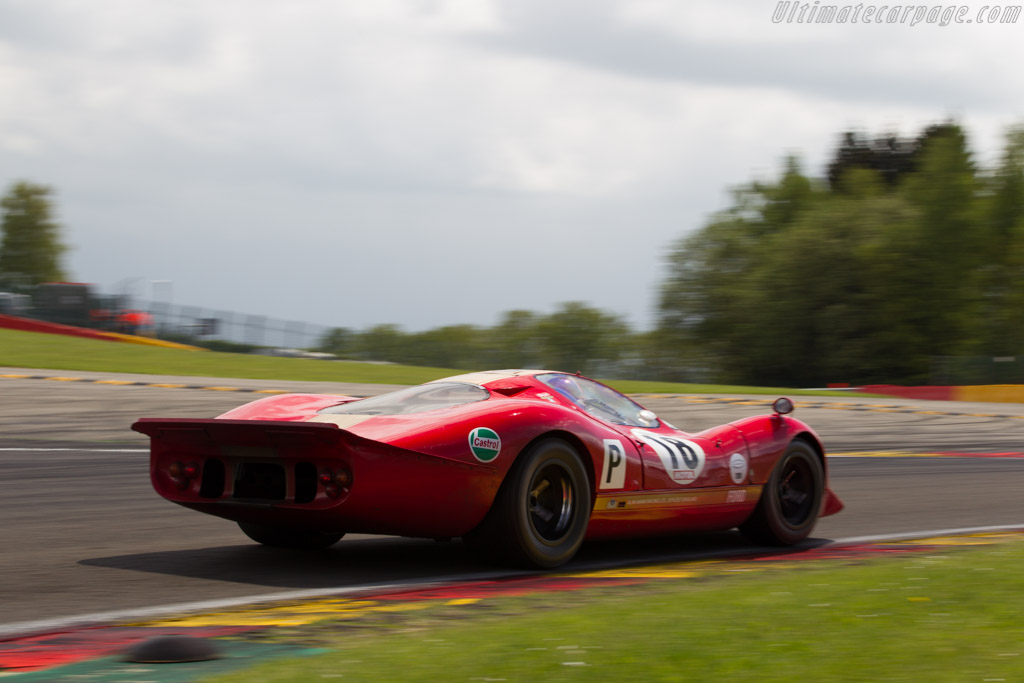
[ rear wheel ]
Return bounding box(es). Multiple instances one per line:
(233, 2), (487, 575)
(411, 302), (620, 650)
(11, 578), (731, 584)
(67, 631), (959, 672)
(739, 440), (823, 546)
(465, 438), (591, 569)
(238, 522), (344, 549)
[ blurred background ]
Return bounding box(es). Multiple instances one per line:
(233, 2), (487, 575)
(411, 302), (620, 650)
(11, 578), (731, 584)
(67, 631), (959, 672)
(2, 0), (1023, 386)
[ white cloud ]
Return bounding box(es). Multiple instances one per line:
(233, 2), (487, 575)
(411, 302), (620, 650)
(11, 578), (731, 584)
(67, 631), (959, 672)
(0, 0), (1021, 332)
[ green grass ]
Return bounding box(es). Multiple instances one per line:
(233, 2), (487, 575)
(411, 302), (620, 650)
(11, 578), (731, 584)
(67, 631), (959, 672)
(207, 539), (1024, 682)
(0, 328), (458, 384)
(0, 327), (865, 395)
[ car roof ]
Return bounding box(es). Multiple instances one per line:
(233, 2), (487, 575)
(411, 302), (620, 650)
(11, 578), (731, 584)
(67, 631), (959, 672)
(428, 369), (557, 387)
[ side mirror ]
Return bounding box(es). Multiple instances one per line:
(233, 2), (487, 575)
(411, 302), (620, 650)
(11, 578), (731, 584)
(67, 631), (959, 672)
(638, 409), (658, 425)
(772, 397), (794, 415)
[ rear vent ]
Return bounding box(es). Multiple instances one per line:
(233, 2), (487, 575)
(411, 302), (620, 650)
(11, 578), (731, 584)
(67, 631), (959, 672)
(492, 385), (530, 397)
(199, 459), (225, 499)
(294, 462), (317, 503)
(233, 462), (286, 501)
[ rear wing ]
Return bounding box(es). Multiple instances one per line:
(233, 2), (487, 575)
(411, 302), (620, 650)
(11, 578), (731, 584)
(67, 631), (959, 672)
(132, 418), (343, 455)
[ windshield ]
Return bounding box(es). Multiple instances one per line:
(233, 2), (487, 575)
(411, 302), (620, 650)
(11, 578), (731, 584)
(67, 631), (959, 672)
(536, 373), (658, 427)
(319, 382), (489, 416)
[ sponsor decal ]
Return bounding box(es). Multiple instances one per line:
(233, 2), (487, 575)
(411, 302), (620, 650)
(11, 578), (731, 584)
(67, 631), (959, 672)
(468, 427), (501, 462)
(598, 489), (757, 510)
(729, 452), (749, 484)
(627, 494), (699, 506)
(726, 489), (747, 503)
(632, 429), (706, 484)
(600, 439), (627, 489)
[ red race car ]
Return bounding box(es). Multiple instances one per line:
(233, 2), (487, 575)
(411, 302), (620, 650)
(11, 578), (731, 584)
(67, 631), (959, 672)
(133, 370), (842, 568)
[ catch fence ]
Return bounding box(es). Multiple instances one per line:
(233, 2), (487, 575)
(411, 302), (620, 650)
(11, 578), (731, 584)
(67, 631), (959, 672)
(144, 301), (330, 350)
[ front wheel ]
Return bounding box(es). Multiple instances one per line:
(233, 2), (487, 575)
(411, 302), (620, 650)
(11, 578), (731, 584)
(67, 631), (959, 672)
(238, 522), (344, 549)
(739, 440), (823, 546)
(465, 438), (591, 569)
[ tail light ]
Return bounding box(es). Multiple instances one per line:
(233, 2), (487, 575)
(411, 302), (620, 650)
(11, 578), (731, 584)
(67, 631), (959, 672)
(334, 467), (352, 488)
(317, 464), (352, 499)
(168, 461), (201, 490)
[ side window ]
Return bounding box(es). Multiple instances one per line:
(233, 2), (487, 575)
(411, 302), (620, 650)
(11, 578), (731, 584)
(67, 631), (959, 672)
(320, 382), (489, 416)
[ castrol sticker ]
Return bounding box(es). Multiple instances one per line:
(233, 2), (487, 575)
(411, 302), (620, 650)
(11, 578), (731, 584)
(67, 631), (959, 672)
(469, 427), (502, 462)
(632, 429), (705, 485)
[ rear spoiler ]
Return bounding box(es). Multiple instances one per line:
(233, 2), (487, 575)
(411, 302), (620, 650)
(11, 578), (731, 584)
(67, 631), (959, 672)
(132, 418), (343, 453)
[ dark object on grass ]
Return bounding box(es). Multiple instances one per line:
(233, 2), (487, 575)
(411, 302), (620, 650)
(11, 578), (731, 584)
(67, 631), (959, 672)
(123, 635), (222, 663)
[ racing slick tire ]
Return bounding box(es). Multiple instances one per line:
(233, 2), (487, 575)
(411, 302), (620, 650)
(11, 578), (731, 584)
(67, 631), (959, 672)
(739, 440), (823, 546)
(465, 437), (591, 569)
(237, 522), (345, 549)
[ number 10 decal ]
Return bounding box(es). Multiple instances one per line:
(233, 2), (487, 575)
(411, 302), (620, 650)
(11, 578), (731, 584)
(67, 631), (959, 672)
(632, 429), (706, 485)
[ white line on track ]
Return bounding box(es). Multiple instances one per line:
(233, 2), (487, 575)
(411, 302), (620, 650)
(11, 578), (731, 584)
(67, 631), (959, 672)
(822, 524), (1024, 546)
(1, 523), (1022, 640)
(0, 448), (148, 452)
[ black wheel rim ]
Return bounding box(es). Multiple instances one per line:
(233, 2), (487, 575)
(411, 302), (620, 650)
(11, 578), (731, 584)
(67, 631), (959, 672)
(527, 461), (576, 543)
(777, 455), (815, 527)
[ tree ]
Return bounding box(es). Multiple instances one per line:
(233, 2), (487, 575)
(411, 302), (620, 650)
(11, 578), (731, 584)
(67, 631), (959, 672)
(976, 126), (1024, 355)
(351, 324), (407, 362)
(0, 181), (68, 288)
(899, 123), (980, 359)
(827, 130), (918, 192)
(484, 310), (542, 368)
(657, 121), (1024, 386)
(317, 327), (355, 357)
(406, 325), (485, 369)
(535, 302), (630, 375)
(659, 159), (819, 383)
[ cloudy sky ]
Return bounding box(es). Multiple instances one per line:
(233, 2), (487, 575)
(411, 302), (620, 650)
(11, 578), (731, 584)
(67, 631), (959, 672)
(1, 0), (1021, 332)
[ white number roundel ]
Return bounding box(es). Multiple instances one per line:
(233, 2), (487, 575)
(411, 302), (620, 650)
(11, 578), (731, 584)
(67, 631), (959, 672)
(632, 429), (705, 485)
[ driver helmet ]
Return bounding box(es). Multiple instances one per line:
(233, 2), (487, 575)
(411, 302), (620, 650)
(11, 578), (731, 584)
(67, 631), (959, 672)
(548, 374), (584, 402)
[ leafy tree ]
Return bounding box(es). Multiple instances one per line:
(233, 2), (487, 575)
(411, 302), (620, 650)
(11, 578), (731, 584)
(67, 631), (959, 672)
(658, 129), (988, 387)
(988, 127), (1024, 248)
(746, 188), (927, 385)
(759, 156), (817, 229)
(352, 324), (407, 362)
(318, 327), (355, 357)
(827, 131), (917, 192)
(659, 160), (819, 383)
(0, 181), (68, 287)
(899, 123), (980, 358)
(406, 325), (486, 369)
(976, 126), (1024, 355)
(535, 301), (630, 375)
(484, 310), (542, 368)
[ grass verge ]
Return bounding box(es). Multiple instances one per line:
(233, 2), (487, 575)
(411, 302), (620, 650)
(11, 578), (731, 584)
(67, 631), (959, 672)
(207, 538), (1024, 682)
(0, 327), (868, 396)
(0, 328), (459, 385)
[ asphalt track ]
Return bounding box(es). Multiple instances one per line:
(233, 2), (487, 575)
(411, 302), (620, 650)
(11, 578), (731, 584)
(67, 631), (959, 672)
(2, 368), (1023, 631)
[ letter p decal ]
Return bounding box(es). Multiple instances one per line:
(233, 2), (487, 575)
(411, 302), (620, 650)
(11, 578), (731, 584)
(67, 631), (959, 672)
(601, 439), (626, 489)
